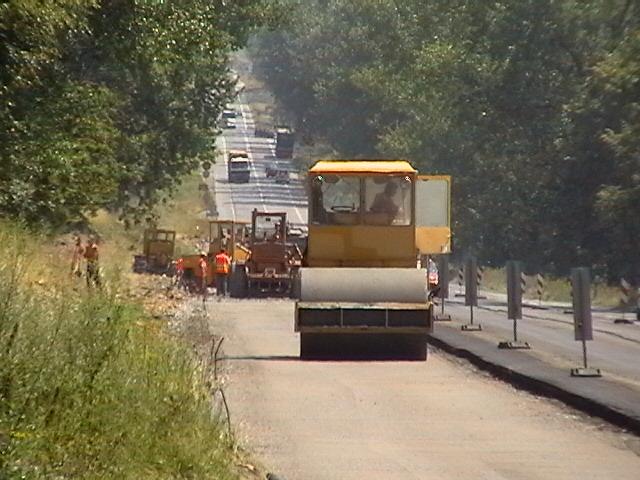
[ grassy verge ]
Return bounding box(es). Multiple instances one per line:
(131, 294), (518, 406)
(0, 219), (238, 477)
(479, 267), (622, 308)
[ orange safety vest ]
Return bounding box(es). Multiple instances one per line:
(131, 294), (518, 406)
(84, 243), (99, 262)
(215, 252), (231, 275)
(176, 257), (184, 272)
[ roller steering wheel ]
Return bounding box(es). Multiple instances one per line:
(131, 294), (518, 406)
(331, 205), (356, 213)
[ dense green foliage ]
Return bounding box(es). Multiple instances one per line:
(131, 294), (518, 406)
(1, 0), (278, 227)
(0, 223), (236, 478)
(251, 0), (640, 280)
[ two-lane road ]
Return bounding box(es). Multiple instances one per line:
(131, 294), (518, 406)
(212, 99), (307, 225)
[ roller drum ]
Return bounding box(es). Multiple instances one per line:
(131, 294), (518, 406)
(298, 268), (427, 304)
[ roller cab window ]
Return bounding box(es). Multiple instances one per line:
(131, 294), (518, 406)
(310, 174), (412, 226)
(364, 176), (412, 226)
(415, 176), (451, 254)
(311, 175), (360, 225)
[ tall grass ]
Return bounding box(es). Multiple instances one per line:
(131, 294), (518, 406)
(0, 222), (237, 479)
(479, 267), (622, 307)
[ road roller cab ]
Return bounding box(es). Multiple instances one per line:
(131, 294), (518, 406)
(296, 160), (451, 360)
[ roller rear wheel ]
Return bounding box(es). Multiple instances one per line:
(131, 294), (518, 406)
(299, 333), (428, 361)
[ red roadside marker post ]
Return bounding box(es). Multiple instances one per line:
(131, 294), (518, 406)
(435, 255), (451, 321)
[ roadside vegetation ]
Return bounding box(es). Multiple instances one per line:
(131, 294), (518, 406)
(250, 0), (640, 282)
(478, 268), (621, 307)
(89, 172), (212, 269)
(0, 2), (286, 477)
(0, 222), (238, 479)
(1, 0), (281, 228)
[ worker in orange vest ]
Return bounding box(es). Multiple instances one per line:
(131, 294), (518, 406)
(174, 257), (185, 289)
(214, 248), (232, 297)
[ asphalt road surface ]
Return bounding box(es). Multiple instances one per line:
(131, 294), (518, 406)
(212, 100), (307, 226)
(445, 293), (640, 386)
(208, 299), (640, 480)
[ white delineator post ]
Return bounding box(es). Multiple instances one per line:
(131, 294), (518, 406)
(536, 273), (544, 305)
(461, 256), (481, 331)
(498, 261), (530, 349)
(570, 267), (601, 377)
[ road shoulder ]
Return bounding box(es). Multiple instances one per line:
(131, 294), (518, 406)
(429, 322), (640, 435)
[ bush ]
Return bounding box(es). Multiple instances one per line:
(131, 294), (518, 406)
(0, 222), (236, 479)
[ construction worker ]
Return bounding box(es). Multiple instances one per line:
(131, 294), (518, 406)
(369, 181), (399, 219)
(198, 252), (209, 296)
(83, 237), (101, 288)
(174, 257), (185, 290)
(214, 248), (232, 297)
(70, 236), (84, 278)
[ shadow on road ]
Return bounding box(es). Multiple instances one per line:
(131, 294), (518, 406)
(221, 355), (299, 362)
(220, 354), (427, 363)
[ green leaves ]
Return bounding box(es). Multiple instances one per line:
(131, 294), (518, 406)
(1, 0), (278, 229)
(253, 0), (640, 278)
(1, 81), (120, 225)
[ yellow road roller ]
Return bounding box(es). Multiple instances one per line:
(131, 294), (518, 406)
(295, 160), (451, 360)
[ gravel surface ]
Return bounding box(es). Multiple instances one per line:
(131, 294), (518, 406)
(204, 298), (640, 480)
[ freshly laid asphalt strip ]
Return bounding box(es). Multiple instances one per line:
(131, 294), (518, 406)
(428, 324), (640, 436)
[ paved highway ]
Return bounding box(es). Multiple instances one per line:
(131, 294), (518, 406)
(445, 292), (640, 385)
(212, 99), (307, 226)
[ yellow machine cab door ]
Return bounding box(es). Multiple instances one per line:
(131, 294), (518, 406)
(415, 175), (451, 254)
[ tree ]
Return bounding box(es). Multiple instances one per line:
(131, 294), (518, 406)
(0, 0), (279, 228)
(252, 0), (640, 279)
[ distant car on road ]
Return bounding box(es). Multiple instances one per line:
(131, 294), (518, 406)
(275, 169), (290, 184)
(265, 163), (278, 178)
(228, 150), (250, 183)
(222, 117), (237, 129)
(275, 126), (294, 158)
(255, 128), (274, 138)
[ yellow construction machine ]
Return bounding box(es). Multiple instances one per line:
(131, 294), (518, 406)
(133, 228), (176, 274)
(181, 219), (250, 290)
(228, 210), (303, 297)
(295, 160), (451, 360)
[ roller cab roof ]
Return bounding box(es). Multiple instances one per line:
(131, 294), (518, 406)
(309, 160), (417, 175)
